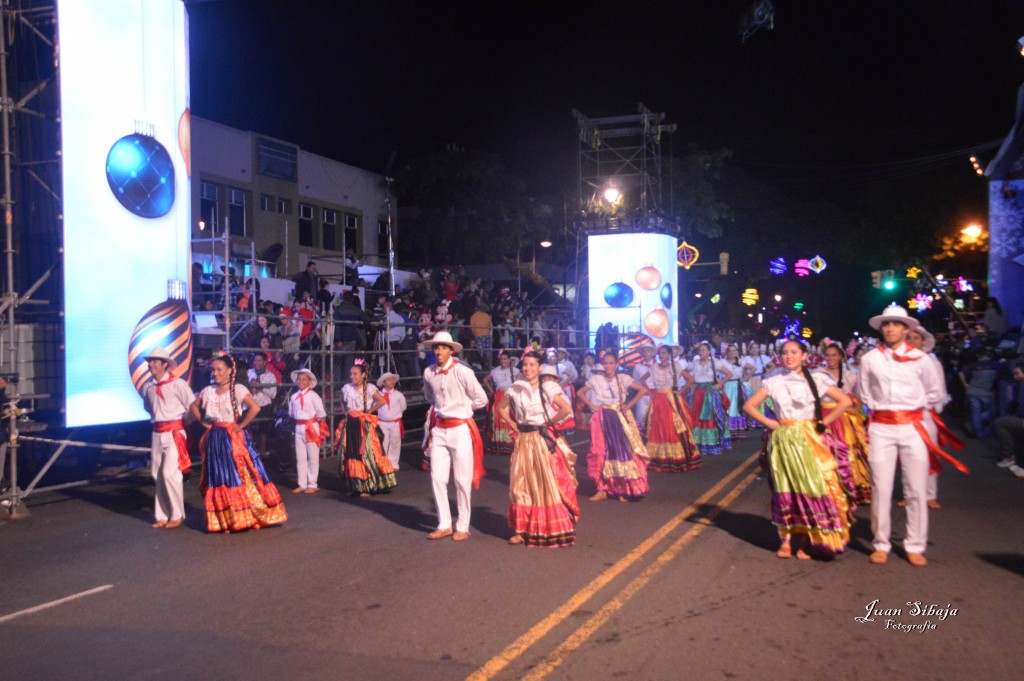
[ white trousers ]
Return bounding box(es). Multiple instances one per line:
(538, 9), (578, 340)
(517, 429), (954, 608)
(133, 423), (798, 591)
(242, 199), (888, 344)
(429, 424), (473, 533)
(923, 414), (939, 501)
(151, 431), (184, 522)
(379, 421), (402, 470)
(294, 430), (320, 489)
(868, 422), (929, 554)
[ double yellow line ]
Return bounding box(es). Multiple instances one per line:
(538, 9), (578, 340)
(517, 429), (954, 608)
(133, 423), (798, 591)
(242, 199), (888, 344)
(468, 451), (761, 681)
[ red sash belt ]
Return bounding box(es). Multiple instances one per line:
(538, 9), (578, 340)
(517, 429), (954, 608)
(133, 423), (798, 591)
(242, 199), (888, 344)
(870, 410), (969, 475)
(432, 415), (486, 489)
(153, 419), (191, 473)
(295, 417), (328, 447)
(929, 409), (966, 452)
(380, 417), (406, 439)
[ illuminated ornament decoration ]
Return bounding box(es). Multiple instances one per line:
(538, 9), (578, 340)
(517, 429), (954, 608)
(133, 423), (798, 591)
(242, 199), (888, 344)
(635, 264), (661, 290)
(769, 257), (787, 275)
(620, 332), (656, 368)
(906, 266), (921, 279)
(784, 322), (801, 337)
(907, 298), (918, 310)
(644, 307), (671, 338)
(128, 280), (194, 391)
(741, 288), (759, 306)
(794, 259), (811, 277)
(793, 301), (804, 311)
(710, 293), (721, 304)
(676, 241), (700, 270)
(660, 283), (673, 308)
(106, 123), (175, 218)
(955, 277), (974, 293)
(801, 327), (813, 339)
(953, 299), (965, 310)
(770, 328), (780, 337)
(808, 255), (827, 274)
(603, 281), (634, 308)
(914, 293), (933, 311)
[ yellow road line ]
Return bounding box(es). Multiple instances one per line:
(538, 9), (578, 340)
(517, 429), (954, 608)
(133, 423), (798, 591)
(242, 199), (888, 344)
(522, 469), (761, 681)
(467, 452), (760, 681)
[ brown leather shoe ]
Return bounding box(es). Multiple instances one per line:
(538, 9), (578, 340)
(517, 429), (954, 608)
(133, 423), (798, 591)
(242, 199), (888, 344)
(452, 531), (471, 542)
(907, 552), (928, 567)
(427, 528), (453, 540)
(869, 550), (889, 565)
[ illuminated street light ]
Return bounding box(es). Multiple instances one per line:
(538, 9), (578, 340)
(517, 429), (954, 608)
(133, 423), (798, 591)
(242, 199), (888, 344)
(773, 294), (782, 302)
(539, 240), (553, 248)
(603, 187), (621, 204)
(961, 224), (983, 243)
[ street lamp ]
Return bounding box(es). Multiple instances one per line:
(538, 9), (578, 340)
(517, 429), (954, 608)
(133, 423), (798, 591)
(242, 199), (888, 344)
(961, 224), (983, 243)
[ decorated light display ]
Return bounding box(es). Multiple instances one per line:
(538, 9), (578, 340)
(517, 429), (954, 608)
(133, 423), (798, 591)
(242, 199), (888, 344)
(912, 293), (933, 311)
(794, 259), (811, 277)
(710, 293), (721, 304)
(676, 241), (700, 270)
(808, 255), (827, 274)
(603, 281), (634, 308)
(741, 288), (759, 306)
(793, 301), (804, 311)
(660, 283), (673, 307)
(801, 327), (813, 339)
(128, 280), (194, 391)
(634, 264), (661, 290)
(906, 266), (921, 279)
(769, 257), (787, 275)
(955, 277), (974, 292)
(644, 307), (671, 338)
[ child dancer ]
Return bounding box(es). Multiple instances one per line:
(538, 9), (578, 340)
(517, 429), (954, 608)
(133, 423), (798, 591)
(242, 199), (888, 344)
(290, 368), (328, 494)
(376, 372), (407, 471)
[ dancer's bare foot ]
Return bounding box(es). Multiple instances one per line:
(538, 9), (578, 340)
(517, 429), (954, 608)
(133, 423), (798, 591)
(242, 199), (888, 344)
(619, 496), (629, 503)
(776, 541), (792, 559)
(292, 487), (305, 494)
(508, 535), (524, 545)
(589, 491), (608, 502)
(796, 538), (811, 560)
(151, 520), (168, 529)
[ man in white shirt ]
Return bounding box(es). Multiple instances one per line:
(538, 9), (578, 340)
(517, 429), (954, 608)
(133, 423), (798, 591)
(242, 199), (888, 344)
(248, 353), (279, 452)
(422, 331), (488, 541)
(139, 348), (195, 530)
(857, 306), (945, 567)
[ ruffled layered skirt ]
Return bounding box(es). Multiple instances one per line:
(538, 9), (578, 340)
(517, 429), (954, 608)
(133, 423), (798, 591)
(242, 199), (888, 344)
(690, 383), (732, 455)
(340, 415), (397, 495)
(588, 405), (649, 500)
(485, 389), (516, 455)
(508, 429), (580, 547)
(643, 389), (701, 472)
(723, 379), (751, 437)
(822, 402), (873, 504)
(766, 420), (853, 555)
(200, 424), (288, 533)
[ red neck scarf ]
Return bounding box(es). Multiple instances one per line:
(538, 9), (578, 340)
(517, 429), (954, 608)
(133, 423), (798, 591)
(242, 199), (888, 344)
(293, 388), (309, 408)
(436, 359), (458, 376)
(155, 375), (175, 400)
(879, 342), (920, 363)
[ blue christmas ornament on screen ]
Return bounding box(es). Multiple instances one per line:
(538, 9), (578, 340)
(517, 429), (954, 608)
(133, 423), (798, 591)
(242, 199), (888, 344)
(603, 281), (633, 308)
(106, 130), (175, 218)
(660, 283), (673, 308)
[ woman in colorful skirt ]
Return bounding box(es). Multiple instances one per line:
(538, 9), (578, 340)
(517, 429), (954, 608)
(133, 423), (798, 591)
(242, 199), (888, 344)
(335, 361), (397, 496)
(496, 351), (580, 547)
(815, 343), (872, 505)
(190, 353), (288, 533)
(577, 350), (650, 502)
(688, 342), (733, 455)
(722, 344), (750, 439)
(642, 345), (700, 472)
(574, 351), (598, 431)
(744, 340), (854, 559)
(483, 350), (522, 455)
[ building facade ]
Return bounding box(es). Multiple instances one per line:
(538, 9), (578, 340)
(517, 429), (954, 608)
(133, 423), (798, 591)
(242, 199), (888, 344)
(190, 116), (395, 280)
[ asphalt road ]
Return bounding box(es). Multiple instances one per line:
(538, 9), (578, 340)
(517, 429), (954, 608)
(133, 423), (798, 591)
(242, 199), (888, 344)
(2, 423), (1022, 680)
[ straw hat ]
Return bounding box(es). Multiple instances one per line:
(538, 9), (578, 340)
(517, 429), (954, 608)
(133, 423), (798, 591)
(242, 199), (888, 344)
(916, 327), (936, 354)
(422, 330), (463, 353)
(868, 304), (919, 332)
(143, 347), (177, 370)
(376, 372), (401, 387)
(540, 365), (558, 378)
(291, 368), (317, 388)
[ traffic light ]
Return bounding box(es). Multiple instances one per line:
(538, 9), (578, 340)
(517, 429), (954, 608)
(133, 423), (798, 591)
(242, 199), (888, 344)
(882, 270), (896, 290)
(871, 271), (881, 289)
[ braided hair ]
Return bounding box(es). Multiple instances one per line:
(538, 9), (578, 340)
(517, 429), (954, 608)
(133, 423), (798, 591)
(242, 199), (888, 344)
(215, 354), (240, 422)
(825, 342), (846, 391)
(787, 340), (825, 434)
(352, 362), (369, 411)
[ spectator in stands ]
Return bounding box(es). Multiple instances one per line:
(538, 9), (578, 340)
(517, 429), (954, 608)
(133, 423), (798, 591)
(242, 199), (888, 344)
(333, 292), (371, 380)
(994, 363), (1024, 477)
(469, 301), (493, 370)
(293, 261), (318, 302)
(960, 347), (1000, 438)
(385, 298), (414, 380)
(316, 279), (335, 316)
(983, 297), (1008, 336)
(344, 248), (362, 285)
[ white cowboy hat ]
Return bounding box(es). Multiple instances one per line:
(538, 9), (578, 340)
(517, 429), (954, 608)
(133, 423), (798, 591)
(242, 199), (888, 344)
(868, 304), (919, 332)
(422, 330), (463, 353)
(376, 372), (401, 387)
(143, 347), (178, 370)
(539, 365), (558, 377)
(291, 368), (318, 388)
(916, 327), (936, 354)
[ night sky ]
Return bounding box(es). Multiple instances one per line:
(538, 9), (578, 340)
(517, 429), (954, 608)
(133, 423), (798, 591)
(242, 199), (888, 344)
(189, 0), (1024, 192)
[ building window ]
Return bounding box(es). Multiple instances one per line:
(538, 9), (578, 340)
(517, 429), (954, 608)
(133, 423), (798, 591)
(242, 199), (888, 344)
(378, 219), (389, 260)
(229, 188), (247, 236)
(322, 209), (338, 252)
(344, 213), (360, 254)
(200, 182), (218, 233)
(256, 137), (297, 181)
(299, 203), (314, 247)
(260, 194), (272, 211)
(277, 198), (292, 215)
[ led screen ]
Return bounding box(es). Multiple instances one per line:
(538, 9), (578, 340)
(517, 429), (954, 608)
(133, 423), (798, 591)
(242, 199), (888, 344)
(59, 0), (191, 427)
(588, 233), (678, 361)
